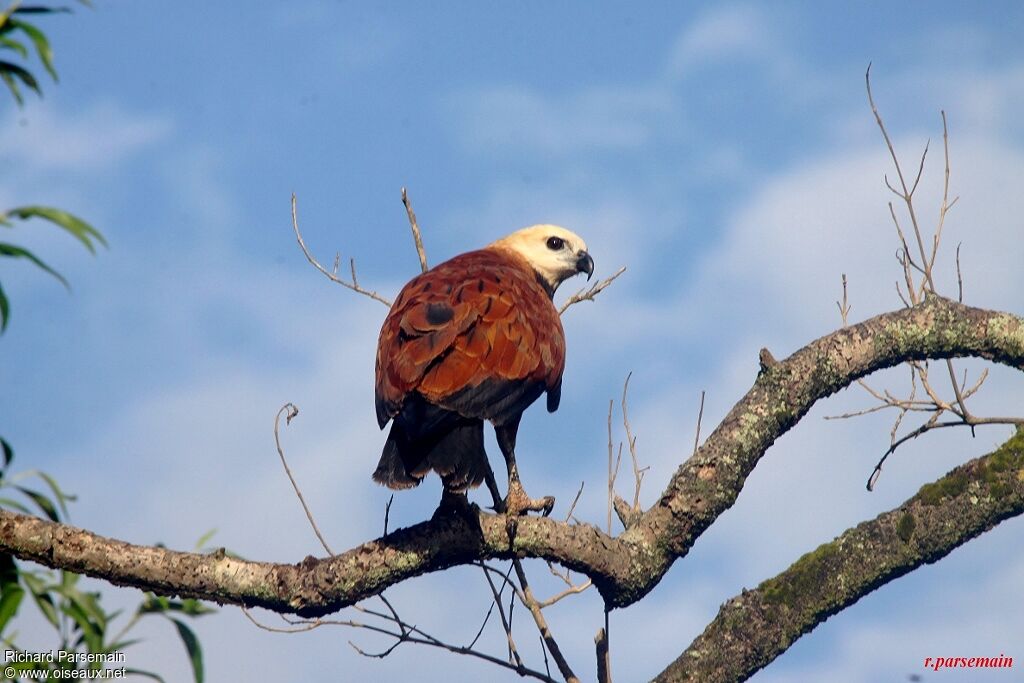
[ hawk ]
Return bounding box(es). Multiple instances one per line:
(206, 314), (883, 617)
(373, 225), (593, 515)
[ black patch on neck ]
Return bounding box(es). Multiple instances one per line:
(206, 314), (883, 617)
(533, 270), (556, 299)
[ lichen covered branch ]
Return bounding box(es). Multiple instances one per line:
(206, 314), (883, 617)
(655, 427), (1024, 682)
(1, 298), (1022, 616)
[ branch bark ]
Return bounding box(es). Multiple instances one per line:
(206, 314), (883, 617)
(655, 427), (1024, 682)
(0, 297), (1021, 618)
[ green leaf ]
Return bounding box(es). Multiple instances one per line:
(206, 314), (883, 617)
(139, 596), (214, 617)
(0, 59), (40, 96)
(169, 618), (204, 683)
(0, 242), (69, 289)
(0, 437), (12, 469)
(18, 469), (75, 519)
(9, 20), (56, 81)
(0, 69), (23, 105)
(139, 594), (169, 614)
(61, 598), (102, 652)
(12, 7), (73, 15)
(0, 280), (7, 332)
(7, 206), (106, 252)
(193, 528), (218, 552)
(0, 554), (22, 634)
(20, 574), (59, 628)
(178, 599), (215, 616)
(0, 585), (25, 635)
(0, 3), (17, 30)
(108, 637), (141, 652)
(122, 669), (166, 683)
(0, 498), (33, 515)
(0, 35), (28, 59)
(59, 570), (78, 590)
(73, 590), (108, 633)
(0, 554), (17, 585)
(14, 487), (59, 521)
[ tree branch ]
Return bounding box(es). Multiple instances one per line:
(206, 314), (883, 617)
(655, 427), (1024, 682)
(0, 297), (1021, 616)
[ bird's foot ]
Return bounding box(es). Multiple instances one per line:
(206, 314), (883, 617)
(503, 479), (555, 517)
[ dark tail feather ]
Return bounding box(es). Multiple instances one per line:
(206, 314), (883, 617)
(429, 421), (488, 492)
(372, 422), (422, 490)
(372, 419), (488, 492)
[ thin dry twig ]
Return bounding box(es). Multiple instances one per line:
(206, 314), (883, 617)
(621, 373), (649, 511)
(692, 390), (706, 458)
(291, 194), (392, 307)
(480, 562), (525, 669)
(511, 559), (580, 683)
(401, 187), (429, 274)
(836, 274), (851, 326)
(832, 66), (1024, 488)
(606, 400), (622, 534)
(536, 577), (593, 610)
(383, 494), (394, 536)
(273, 403), (333, 556)
(563, 481), (584, 524)
(243, 599), (557, 682)
(559, 266), (627, 314)
(596, 627), (612, 683)
(956, 242), (964, 303)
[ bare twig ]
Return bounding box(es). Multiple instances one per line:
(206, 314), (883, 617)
(401, 187), (428, 274)
(606, 400), (621, 534)
(867, 65), (933, 295)
(274, 403), (334, 556)
(836, 273), (850, 326)
(242, 606), (324, 634)
(867, 414), (1024, 490)
(956, 242), (964, 303)
(621, 373), (648, 511)
(596, 627), (612, 683)
(931, 110), (960, 274)
(559, 266), (627, 314)
(383, 494), (394, 536)
(536, 577), (593, 609)
(480, 562), (525, 670)
(563, 481), (584, 524)
(511, 559), (580, 683)
(248, 586), (557, 682)
(692, 390), (706, 458)
(853, 66), (1024, 489)
(290, 194), (392, 307)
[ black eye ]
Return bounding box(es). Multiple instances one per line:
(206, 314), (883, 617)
(546, 236), (565, 250)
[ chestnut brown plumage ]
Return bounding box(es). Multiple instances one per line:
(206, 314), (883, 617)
(373, 225), (593, 514)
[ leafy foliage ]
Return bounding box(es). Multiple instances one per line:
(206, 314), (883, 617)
(0, 1), (103, 333)
(1, 5), (212, 681)
(0, 205), (106, 331)
(0, 1), (91, 104)
(0, 445), (215, 682)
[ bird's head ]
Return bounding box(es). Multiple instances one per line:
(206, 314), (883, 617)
(490, 225), (594, 295)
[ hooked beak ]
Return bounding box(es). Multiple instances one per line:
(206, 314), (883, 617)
(576, 251), (594, 280)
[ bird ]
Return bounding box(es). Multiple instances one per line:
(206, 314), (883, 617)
(373, 225), (594, 515)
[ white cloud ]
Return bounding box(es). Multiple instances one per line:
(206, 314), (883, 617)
(0, 101), (171, 173)
(667, 4), (775, 77)
(447, 83), (679, 156)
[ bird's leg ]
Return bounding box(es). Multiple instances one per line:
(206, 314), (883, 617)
(495, 421), (555, 517)
(433, 487), (479, 524)
(482, 459), (506, 513)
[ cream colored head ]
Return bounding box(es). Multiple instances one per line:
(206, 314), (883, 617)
(490, 225), (594, 295)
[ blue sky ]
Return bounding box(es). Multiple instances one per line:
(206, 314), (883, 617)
(3, 2), (1024, 681)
